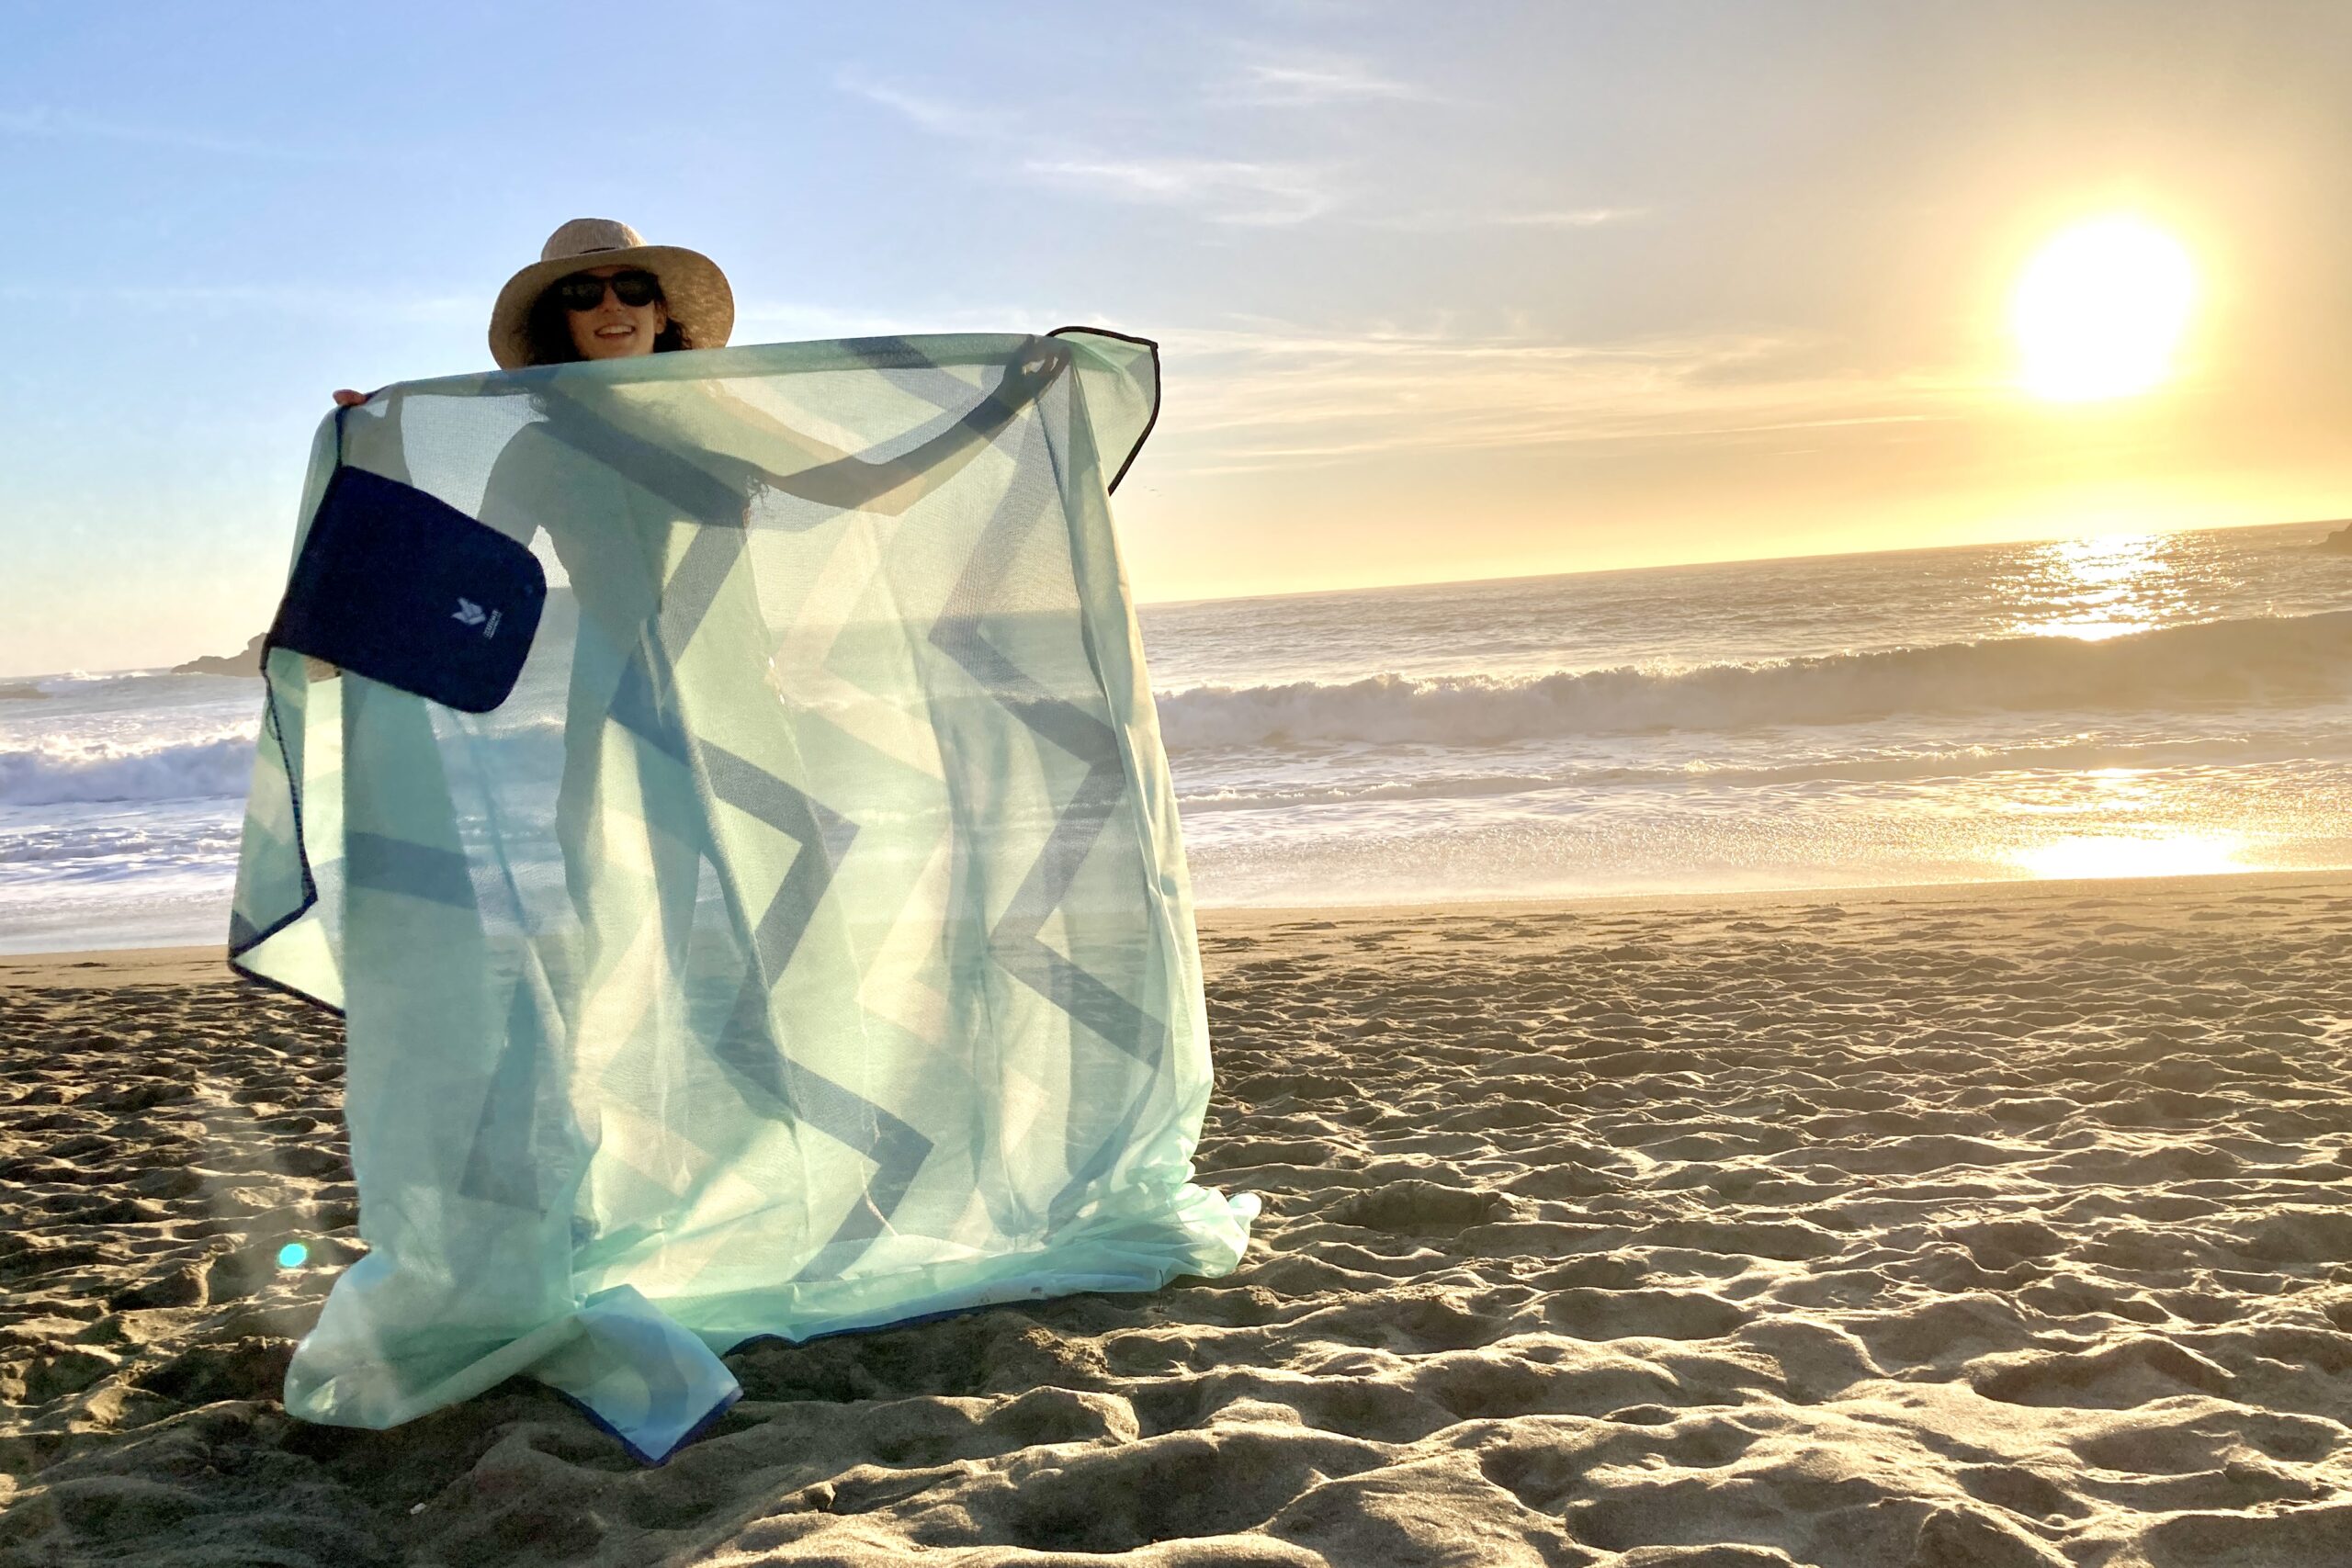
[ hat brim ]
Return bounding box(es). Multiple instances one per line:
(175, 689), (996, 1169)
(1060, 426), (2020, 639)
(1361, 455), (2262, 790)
(487, 243), (735, 369)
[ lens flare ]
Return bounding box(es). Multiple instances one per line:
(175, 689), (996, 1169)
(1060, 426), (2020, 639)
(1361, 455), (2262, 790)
(277, 1242), (310, 1269)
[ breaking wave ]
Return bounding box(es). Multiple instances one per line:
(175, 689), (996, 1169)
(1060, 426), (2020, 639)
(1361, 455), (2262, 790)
(1154, 612), (2352, 750)
(0, 735), (257, 807)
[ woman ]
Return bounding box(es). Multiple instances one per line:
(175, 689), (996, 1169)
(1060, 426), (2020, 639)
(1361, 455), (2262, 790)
(324, 222), (868, 1002)
(336, 216), (732, 399)
(320, 218), (752, 989)
(297, 223), (772, 1436)
(312, 217), (730, 677)
(264, 222), (1244, 1462)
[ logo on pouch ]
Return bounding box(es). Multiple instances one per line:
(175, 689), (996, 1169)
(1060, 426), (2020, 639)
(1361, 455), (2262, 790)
(453, 598), (486, 627)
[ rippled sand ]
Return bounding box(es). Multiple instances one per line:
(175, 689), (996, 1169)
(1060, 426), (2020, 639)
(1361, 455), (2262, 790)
(6, 874), (2352, 1565)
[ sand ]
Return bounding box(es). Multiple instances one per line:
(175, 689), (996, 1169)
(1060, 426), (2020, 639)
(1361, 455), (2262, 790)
(6, 873), (2352, 1565)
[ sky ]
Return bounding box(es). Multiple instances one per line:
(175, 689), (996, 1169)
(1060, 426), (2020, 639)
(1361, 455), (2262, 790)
(5, 1), (2352, 676)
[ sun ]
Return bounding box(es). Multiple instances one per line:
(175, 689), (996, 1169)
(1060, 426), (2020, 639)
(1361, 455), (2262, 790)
(2010, 215), (2198, 402)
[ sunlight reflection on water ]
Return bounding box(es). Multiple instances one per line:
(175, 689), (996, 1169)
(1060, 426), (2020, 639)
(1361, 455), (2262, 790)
(2008, 532), (2182, 642)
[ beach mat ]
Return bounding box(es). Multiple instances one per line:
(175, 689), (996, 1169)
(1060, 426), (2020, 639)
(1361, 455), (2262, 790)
(227, 330), (1252, 1462)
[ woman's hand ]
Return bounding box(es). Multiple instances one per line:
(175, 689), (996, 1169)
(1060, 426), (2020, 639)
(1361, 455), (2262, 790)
(332, 389), (368, 407)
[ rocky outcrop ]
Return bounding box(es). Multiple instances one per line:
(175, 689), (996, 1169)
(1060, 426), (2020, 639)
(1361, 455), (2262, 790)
(172, 633), (266, 677)
(2321, 522), (2352, 553)
(0, 682), (44, 700)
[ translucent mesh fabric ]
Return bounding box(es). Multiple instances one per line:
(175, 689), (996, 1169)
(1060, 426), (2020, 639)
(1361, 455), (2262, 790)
(228, 331), (1252, 1462)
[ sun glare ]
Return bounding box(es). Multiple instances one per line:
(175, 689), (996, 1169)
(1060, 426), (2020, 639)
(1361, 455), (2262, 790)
(2011, 216), (2197, 402)
(2013, 831), (2245, 882)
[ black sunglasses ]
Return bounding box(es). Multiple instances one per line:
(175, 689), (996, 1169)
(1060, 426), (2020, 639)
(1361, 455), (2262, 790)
(551, 269), (663, 311)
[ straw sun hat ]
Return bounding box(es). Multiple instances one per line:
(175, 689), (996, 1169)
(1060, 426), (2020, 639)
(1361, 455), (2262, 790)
(487, 218), (735, 370)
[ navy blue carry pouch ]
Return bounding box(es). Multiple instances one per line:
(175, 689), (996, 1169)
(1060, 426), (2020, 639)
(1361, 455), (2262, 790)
(266, 464), (547, 713)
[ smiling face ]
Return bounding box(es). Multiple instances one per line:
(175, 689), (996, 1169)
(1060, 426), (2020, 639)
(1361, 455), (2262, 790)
(561, 264), (670, 361)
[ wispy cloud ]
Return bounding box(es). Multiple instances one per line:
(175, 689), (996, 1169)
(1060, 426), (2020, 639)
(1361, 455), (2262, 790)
(836, 67), (1339, 226)
(722, 295), (1976, 469)
(1147, 321), (1988, 474)
(831, 70), (1002, 140)
(1354, 204), (1652, 233)
(1021, 155), (1336, 226)
(1216, 57), (1429, 107)
(0, 105), (329, 162)
(1492, 208), (1648, 230)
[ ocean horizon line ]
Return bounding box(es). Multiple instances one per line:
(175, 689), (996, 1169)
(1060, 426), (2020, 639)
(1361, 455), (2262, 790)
(3, 513), (2347, 685)
(1135, 513), (2347, 614)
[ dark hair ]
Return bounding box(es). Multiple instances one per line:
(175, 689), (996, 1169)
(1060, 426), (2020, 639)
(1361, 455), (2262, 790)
(524, 276), (691, 366)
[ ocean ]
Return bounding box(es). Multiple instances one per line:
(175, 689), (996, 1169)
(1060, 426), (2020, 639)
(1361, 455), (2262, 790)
(4, 521), (2349, 954)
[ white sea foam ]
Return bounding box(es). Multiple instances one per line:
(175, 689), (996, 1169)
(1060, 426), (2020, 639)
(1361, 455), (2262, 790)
(1170, 733), (2321, 814)
(0, 814), (242, 870)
